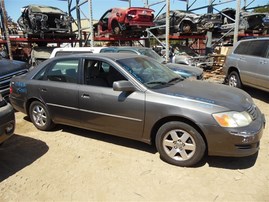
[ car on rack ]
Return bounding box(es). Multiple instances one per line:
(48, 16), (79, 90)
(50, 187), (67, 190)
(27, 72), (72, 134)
(0, 93), (15, 145)
(50, 46), (203, 80)
(0, 55), (29, 100)
(223, 37), (269, 92)
(17, 5), (73, 38)
(220, 8), (267, 33)
(9, 53), (265, 167)
(152, 10), (222, 35)
(94, 7), (154, 37)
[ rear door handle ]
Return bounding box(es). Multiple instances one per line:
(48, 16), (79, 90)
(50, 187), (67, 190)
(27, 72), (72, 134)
(41, 88), (47, 92)
(81, 94), (90, 99)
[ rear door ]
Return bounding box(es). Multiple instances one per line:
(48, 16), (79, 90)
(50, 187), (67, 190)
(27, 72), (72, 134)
(34, 58), (81, 126)
(78, 58), (145, 139)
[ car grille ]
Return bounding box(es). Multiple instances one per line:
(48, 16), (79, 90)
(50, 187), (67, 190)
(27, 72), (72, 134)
(0, 69), (28, 95)
(246, 104), (258, 120)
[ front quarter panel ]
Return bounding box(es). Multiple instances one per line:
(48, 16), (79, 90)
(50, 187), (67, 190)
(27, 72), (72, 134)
(142, 90), (225, 142)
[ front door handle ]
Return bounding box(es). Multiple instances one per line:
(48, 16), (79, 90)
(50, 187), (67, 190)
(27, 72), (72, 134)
(40, 88), (47, 92)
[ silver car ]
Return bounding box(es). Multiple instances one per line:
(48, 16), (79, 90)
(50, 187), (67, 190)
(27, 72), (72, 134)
(10, 53), (265, 167)
(223, 38), (269, 92)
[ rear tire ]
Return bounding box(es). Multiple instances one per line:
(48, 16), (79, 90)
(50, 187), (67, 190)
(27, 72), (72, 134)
(155, 121), (206, 167)
(228, 71), (242, 89)
(29, 101), (54, 131)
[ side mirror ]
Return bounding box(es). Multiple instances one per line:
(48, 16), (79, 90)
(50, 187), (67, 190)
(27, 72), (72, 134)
(113, 80), (136, 92)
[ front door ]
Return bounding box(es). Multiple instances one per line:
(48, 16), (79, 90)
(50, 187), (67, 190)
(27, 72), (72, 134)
(78, 59), (145, 139)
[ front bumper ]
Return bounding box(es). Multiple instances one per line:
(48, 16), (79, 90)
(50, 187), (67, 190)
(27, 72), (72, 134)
(0, 103), (15, 144)
(201, 109), (265, 157)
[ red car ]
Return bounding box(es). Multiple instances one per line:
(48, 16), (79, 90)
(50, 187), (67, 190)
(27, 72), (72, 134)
(94, 7), (154, 37)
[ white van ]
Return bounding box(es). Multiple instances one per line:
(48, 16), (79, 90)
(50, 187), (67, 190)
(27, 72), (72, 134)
(49, 47), (104, 58)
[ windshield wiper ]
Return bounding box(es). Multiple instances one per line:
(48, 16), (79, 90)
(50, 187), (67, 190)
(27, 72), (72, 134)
(168, 77), (182, 83)
(145, 81), (168, 85)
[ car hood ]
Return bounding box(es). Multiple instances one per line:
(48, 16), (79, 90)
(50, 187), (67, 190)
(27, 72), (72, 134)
(153, 80), (253, 111)
(0, 59), (29, 76)
(166, 63), (203, 76)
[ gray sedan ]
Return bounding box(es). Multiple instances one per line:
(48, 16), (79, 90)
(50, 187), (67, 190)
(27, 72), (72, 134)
(9, 53), (265, 166)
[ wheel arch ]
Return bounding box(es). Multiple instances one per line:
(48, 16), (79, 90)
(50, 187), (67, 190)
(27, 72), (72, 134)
(150, 116), (208, 151)
(179, 19), (196, 32)
(111, 19), (120, 29)
(227, 66), (240, 75)
(26, 98), (46, 117)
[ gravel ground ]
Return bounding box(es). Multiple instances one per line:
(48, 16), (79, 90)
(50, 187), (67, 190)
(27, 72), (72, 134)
(0, 86), (268, 201)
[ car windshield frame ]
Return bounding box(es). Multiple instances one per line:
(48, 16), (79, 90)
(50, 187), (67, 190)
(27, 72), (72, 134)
(116, 56), (182, 89)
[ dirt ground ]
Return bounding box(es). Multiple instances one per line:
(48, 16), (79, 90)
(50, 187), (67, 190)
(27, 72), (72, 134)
(0, 86), (268, 201)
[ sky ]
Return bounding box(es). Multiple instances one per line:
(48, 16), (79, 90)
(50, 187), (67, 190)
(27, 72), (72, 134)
(5, 0), (269, 22)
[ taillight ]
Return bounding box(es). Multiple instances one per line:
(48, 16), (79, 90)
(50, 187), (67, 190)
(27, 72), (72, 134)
(10, 86), (13, 94)
(128, 10), (137, 16)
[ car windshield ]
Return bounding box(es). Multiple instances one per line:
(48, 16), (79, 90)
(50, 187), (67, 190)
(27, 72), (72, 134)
(138, 49), (165, 63)
(117, 57), (182, 89)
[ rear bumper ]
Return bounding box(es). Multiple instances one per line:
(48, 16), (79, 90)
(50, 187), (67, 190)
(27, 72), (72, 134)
(128, 21), (155, 28)
(0, 103), (15, 144)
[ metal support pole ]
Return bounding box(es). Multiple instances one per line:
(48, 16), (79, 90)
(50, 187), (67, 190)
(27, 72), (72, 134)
(88, 0), (94, 47)
(76, 0), (82, 46)
(0, 0), (12, 59)
(205, 0), (213, 55)
(233, 0), (241, 45)
(165, 0), (170, 63)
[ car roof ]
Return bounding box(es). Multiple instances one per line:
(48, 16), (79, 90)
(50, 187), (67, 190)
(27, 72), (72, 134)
(103, 46), (151, 51)
(238, 37), (269, 42)
(52, 52), (145, 61)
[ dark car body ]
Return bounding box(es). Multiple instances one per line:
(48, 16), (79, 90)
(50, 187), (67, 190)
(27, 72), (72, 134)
(220, 8), (267, 33)
(9, 53), (265, 167)
(94, 7), (154, 37)
(152, 10), (222, 35)
(0, 93), (15, 145)
(17, 5), (73, 36)
(0, 58), (29, 100)
(99, 46), (203, 79)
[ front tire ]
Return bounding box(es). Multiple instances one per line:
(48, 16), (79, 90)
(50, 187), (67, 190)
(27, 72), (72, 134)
(29, 101), (54, 131)
(155, 121), (206, 167)
(112, 22), (121, 35)
(228, 71), (242, 89)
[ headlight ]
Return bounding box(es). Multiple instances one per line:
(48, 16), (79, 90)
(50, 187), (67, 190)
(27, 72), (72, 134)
(212, 111), (252, 127)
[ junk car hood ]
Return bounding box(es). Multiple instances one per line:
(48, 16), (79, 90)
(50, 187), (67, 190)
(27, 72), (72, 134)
(27, 5), (66, 14)
(0, 59), (28, 76)
(153, 80), (253, 111)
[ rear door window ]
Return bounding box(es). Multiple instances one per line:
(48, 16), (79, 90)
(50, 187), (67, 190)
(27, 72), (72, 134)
(234, 41), (250, 55)
(247, 40), (269, 58)
(35, 59), (79, 83)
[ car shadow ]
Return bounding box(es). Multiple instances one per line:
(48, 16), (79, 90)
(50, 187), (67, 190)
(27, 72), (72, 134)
(0, 134), (48, 182)
(59, 125), (259, 169)
(21, 114), (260, 169)
(59, 125), (157, 154)
(244, 86), (269, 103)
(195, 152), (258, 169)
